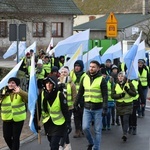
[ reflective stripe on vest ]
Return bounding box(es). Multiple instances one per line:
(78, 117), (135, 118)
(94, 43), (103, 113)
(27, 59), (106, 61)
(1, 95), (26, 121)
(107, 80), (114, 102)
(138, 69), (148, 86)
(131, 80), (139, 100)
(70, 71), (86, 92)
(41, 91), (65, 125)
(83, 75), (103, 103)
(43, 63), (51, 73)
(36, 69), (45, 79)
(66, 83), (73, 107)
(115, 83), (133, 103)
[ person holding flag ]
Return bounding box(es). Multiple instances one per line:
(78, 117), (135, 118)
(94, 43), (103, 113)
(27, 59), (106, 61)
(111, 72), (136, 141)
(0, 77), (28, 150)
(33, 76), (71, 150)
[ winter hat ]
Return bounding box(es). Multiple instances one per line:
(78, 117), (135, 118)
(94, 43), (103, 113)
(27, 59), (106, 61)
(8, 77), (20, 86)
(106, 59), (112, 63)
(37, 59), (43, 64)
(51, 66), (58, 73)
(43, 76), (58, 90)
(74, 60), (84, 71)
(138, 59), (145, 64)
(101, 68), (107, 75)
(111, 65), (118, 70)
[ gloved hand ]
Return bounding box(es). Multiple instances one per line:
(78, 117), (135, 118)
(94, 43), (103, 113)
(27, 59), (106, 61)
(124, 86), (129, 92)
(120, 93), (125, 98)
(67, 124), (72, 134)
(58, 83), (65, 91)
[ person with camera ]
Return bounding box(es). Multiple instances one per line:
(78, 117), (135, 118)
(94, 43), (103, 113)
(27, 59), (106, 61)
(34, 76), (71, 150)
(0, 77), (28, 150)
(111, 72), (136, 142)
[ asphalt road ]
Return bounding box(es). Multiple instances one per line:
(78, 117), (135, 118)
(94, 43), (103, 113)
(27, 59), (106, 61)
(19, 109), (150, 150)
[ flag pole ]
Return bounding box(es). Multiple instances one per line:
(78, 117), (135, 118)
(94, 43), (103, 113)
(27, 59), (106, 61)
(36, 101), (41, 144)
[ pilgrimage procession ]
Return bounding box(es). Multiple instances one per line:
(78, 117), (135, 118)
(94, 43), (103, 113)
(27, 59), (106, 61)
(0, 0), (150, 150)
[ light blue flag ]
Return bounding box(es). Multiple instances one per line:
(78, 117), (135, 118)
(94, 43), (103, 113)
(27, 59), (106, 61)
(83, 46), (102, 71)
(28, 54), (38, 134)
(25, 41), (36, 54)
(101, 42), (122, 63)
(0, 60), (23, 90)
(124, 31), (142, 79)
(3, 41), (17, 59)
(14, 41), (27, 61)
(54, 29), (90, 57)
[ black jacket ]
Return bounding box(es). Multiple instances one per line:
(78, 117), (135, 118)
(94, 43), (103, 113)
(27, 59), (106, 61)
(34, 90), (70, 136)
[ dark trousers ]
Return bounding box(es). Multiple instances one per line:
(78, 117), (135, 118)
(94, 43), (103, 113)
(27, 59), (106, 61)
(120, 115), (130, 135)
(73, 107), (83, 131)
(129, 101), (138, 126)
(47, 135), (62, 150)
(60, 109), (73, 146)
(3, 121), (24, 150)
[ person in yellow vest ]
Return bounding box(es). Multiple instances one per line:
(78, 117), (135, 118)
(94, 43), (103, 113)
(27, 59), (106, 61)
(36, 59), (48, 93)
(33, 76), (71, 150)
(0, 77), (28, 150)
(75, 60), (108, 150)
(70, 60), (86, 138)
(138, 59), (150, 117)
(111, 72), (136, 142)
(43, 56), (51, 74)
(58, 67), (77, 150)
(128, 79), (145, 135)
(101, 68), (115, 131)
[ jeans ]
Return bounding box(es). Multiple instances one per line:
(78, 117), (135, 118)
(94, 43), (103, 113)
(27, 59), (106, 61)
(82, 108), (103, 150)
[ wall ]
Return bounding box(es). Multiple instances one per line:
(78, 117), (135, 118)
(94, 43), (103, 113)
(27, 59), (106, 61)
(0, 15), (73, 51)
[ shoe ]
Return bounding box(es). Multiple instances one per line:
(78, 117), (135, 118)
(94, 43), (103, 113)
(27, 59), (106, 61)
(73, 130), (81, 138)
(122, 135), (127, 142)
(87, 144), (93, 150)
(132, 126), (137, 135)
(116, 122), (120, 126)
(111, 121), (115, 125)
(107, 126), (111, 130)
(128, 126), (132, 134)
(102, 127), (106, 131)
(59, 146), (64, 150)
(64, 144), (72, 150)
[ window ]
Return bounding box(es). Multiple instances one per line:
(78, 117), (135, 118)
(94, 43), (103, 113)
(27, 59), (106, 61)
(51, 22), (63, 37)
(33, 22), (45, 37)
(0, 21), (7, 37)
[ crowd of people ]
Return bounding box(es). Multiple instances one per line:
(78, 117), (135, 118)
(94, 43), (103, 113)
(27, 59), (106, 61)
(0, 48), (149, 150)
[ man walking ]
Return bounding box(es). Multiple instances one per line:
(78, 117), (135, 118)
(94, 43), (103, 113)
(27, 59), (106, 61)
(75, 60), (108, 150)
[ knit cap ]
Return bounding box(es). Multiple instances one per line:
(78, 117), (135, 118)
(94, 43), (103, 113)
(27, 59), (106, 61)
(8, 77), (20, 86)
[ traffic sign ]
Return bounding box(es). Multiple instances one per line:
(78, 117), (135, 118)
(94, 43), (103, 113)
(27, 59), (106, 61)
(106, 12), (118, 37)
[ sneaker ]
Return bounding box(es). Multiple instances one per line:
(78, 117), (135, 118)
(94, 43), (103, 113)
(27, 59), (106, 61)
(59, 146), (64, 150)
(111, 121), (115, 125)
(128, 126), (132, 134)
(122, 135), (127, 142)
(64, 144), (72, 150)
(87, 144), (93, 150)
(116, 122), (120, 126)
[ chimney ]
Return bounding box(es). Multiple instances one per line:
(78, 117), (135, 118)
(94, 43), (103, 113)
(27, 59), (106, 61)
(143, 0), (149, 15)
